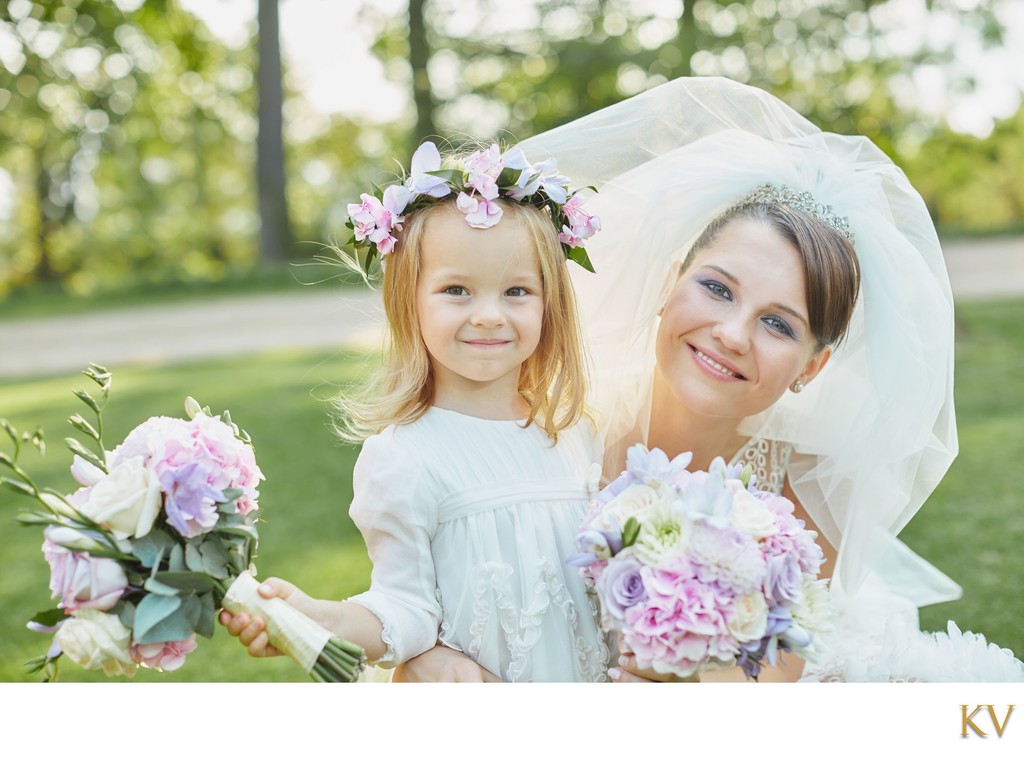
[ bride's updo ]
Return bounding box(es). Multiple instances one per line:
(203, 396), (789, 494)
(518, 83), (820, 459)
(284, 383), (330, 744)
(680, 201), (861, 351)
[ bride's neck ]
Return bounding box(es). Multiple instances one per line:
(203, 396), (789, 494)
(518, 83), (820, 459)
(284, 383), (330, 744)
(648, 372), (747, 471)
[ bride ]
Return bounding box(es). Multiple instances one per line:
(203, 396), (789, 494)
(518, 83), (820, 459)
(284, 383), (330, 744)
(395, 76), (1022, 682)
(520, 77), (1024, 684)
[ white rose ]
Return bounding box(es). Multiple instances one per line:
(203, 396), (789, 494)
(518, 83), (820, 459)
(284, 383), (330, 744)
(729, 490), (778, 539)
(728, 591), (769, 643)
(79, 456), (162, 539)
(592, 482), (675, 533)
(55, 609), (137, 677)
(70, 454), (105, 487)
(631, 501), (687, 565)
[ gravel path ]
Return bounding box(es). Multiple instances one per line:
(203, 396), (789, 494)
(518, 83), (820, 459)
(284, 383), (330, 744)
(1, 236), (1021, 380)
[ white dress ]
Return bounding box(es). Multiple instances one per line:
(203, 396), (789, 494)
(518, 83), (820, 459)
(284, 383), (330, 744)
(732, 438), (1024, 682)
(346, 406), (611, 682)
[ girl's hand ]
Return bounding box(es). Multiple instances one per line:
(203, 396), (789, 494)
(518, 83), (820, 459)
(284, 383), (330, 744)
(218, 577), (307, 658)
(392, 643), (502, 682)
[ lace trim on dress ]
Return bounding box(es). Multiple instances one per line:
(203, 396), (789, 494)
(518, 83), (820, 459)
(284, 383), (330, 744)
(729, 437), (793, 496)
(465, 559), (608, 682)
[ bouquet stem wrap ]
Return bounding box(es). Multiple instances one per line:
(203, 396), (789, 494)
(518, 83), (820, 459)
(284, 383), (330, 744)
(222, 571), (364, 681)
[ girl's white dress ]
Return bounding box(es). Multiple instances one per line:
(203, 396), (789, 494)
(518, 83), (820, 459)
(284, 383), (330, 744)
(346, 406), (611, 682)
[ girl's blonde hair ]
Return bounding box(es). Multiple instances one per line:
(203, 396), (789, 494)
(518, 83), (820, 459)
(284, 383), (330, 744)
(333, 196), (588, 443)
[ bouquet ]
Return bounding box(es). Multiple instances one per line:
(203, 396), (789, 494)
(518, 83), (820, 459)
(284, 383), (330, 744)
(570, 445), (833, 680)
(1, 365), (364, 682)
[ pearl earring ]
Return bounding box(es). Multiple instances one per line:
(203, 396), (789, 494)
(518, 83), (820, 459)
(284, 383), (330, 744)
(791, 379), (805, 393)
(657, 305), (665, 317)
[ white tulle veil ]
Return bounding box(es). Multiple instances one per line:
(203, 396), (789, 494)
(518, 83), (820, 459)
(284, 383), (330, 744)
(519, 77), (960, 610)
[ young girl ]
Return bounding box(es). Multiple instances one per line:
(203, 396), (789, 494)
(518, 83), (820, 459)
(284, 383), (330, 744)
(221, 141), (610, 682)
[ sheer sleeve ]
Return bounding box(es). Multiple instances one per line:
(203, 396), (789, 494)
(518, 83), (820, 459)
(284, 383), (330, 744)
(345, 428), (442, 667)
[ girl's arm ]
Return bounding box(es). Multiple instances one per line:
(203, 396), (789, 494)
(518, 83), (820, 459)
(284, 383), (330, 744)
(219, 577), (389, 662)
(393, 643), (503, 682)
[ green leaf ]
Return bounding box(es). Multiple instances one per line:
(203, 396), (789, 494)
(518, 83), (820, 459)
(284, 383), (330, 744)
(220, 487), (244, 503)
(567, 246), (596, 273)
(144, 577), (182, 596)
(184, 541), (205, 572)
(117, 601), (136, 629)
(68, 414), (100, 441)
(16, 511), (61, 527)
(425, 168), (464, 184)
(199, 539), (230, 580)
(2, 477), (35, 497)
(151, 571), (216, 595)
(72, 389), (101, 415)
(194, 592), (216, 639)
(64, 437), (105, 471)
(133, 593), (192, 644)
(30, 608), (67, 628)
(216, 524), (259, 542)
(130, 531), (177, 568)
(168, 542), (186, 572)
(0, 451), (14, 468)
(2, 418), (20, 445)
(621, 516), (640, 549)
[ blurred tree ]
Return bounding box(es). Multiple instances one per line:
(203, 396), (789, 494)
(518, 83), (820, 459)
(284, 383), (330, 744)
(257, 0), (293, 262)
(365, 0), (1012, 150)
(0, 0), (135, 286)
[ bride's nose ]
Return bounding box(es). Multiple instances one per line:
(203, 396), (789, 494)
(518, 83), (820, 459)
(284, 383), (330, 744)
(710, 312), (752, 354)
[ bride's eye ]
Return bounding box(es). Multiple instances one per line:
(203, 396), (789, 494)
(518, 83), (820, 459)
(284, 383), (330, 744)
(762, 315), (795, 338)
(698, 278), (731, 299)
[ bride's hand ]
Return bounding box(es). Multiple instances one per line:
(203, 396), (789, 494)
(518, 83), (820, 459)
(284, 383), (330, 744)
(609, 635), (697, 682)
(393, 643), (502, 682)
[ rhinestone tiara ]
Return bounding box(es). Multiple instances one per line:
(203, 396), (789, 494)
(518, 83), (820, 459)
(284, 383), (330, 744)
(733, 183), (855, 244)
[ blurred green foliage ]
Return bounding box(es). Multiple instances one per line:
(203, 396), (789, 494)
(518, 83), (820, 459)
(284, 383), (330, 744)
(1, 0), (1021, 300)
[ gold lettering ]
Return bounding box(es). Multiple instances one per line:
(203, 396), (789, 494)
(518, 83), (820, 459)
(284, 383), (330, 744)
(961, 705), (987, 737)
(988, 705), (1014, 738)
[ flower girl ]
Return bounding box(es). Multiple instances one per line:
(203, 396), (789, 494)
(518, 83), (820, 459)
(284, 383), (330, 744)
(221, 141), (610, 681)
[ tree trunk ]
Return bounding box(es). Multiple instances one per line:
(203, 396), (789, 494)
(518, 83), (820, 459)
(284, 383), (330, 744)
(31, 146), (57, 284)
(408, 0), (437, 150)
(676, 0), (698, 77)
(257, 0), (293, 262)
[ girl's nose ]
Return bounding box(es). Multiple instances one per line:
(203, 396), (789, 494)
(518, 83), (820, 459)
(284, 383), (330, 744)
(470, 296), (506, 327)
(710, 312), (752, 354)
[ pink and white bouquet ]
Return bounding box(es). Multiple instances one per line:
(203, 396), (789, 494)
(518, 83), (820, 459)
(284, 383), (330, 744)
(1, 365), (364, 682)
(570, 445), (833, 680)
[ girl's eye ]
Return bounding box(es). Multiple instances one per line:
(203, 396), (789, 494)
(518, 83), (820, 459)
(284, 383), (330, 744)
(505, 286), (530, 297)
(698, 278), (731, 299)
(762, 315), (796, 338)
(444, 286), (467, 296)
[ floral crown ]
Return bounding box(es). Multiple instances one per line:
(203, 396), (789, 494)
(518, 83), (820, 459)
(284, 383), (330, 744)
(346, 141), (600, 273)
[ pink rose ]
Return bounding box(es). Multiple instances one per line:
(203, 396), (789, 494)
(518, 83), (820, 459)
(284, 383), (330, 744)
(44, 528), (127, 612)
(132, 635), (197, 671)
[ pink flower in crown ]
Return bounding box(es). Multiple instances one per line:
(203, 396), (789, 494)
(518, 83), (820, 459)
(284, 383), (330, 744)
(347, 185), (410, 254)
(563, 195), (601, 240)
(131, 635), (197, 671)
(456, 191), (503, 229)
(405, 141), (452, 199)
(559, 225), (583, 250)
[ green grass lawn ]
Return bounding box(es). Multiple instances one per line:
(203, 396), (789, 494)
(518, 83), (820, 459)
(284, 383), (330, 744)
(0, 297), (1021, 682)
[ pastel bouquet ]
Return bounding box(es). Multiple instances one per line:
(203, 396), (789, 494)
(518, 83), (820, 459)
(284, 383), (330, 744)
(1, 365), (364, 682)
(570, 445), (833, 680)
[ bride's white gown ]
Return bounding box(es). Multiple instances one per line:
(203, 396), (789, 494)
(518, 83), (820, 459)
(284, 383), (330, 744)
(517, 76), (1023, 681)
